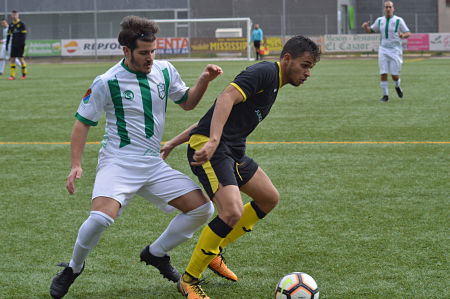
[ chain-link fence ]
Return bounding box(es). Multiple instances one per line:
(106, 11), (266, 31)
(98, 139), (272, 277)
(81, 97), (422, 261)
(19, 11), (438, 41)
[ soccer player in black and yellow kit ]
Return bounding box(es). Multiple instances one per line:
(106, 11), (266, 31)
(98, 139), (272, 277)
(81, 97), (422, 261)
(6, 10), (27, 80)
(161, 35), (320, 299)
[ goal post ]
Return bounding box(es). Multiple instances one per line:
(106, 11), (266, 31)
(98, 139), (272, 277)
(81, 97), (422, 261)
(154, 17), (253, 60)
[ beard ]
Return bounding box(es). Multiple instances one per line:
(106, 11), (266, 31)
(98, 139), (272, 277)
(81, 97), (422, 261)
(130, 54), (151, 74)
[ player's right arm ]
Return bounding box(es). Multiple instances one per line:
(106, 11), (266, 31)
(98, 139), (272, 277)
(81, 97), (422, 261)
(361, 21), (372, 33)
(66, 120), (90, 195)
(362, 17), (380, 33)
(67, 76), (105, 194)
(191, 84), (243, 166)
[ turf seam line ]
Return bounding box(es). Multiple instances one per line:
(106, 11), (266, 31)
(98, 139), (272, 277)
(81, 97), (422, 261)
(1, 141), (449, 145)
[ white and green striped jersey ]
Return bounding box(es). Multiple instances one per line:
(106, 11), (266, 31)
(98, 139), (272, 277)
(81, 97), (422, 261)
(76, 59), (189, 157)
(1, 26), (7, 42)
(371, 15), (410, 49)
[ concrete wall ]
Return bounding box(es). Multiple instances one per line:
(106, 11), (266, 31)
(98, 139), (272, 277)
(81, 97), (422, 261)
(438, 0), (450, 32)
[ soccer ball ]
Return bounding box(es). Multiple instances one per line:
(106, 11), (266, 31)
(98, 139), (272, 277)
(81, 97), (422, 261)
(274, 272), (320, 299)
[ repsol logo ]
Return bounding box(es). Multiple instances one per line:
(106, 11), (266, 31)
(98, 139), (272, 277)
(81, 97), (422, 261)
(83, 42), (121, 50)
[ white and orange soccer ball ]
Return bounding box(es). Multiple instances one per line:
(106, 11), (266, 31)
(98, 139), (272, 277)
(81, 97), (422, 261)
(274, 272), (320, 299)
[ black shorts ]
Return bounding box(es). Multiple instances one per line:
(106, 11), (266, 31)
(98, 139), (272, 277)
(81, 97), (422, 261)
(253, 40), (261, 50)
(10, 44), (25, 58)
(188, 134), (259, 199)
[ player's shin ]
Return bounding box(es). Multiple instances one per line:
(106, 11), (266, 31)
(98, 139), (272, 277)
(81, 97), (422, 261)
(21, 63), (27, 76)
(219, 201), (266, 248)
(69, 211), (114, 273)
(185, 216), (232, 278)
(150, 201), (214, 256)
(10, 63), (16, 77)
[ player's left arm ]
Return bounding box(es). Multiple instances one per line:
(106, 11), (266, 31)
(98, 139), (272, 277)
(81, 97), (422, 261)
(160, 122), (198, 160)
(179, 64), (223, 111)
(399, 18), (411, 39)
(21, 22), (27, 34)
(399, 32), (411, 39)
(5, 29), (11, 50)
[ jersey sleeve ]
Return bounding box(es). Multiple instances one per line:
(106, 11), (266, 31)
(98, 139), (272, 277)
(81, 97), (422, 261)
(230, 63), (274, 102)
(370, 17), (381, 32)
(398, 17), (410, 33)
(20, 22), (27, 33)
(75, 76), (108, 126)
(165, 61), (189, 104)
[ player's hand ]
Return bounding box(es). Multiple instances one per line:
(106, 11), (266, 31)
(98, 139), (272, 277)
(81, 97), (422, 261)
(160, 141), (175, 160)
(201, 64), (223, 82)
(190, 141), (218, 166)
(66, 166), (83, 195)
(362, 21), (370, 28)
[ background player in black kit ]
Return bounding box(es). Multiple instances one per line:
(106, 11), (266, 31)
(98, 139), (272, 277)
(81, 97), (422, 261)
(163, 35), (320, 299)
(6, 10), (27, 80)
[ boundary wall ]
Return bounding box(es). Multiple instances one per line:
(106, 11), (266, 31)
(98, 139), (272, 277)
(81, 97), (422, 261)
(24, 34), (450, 58)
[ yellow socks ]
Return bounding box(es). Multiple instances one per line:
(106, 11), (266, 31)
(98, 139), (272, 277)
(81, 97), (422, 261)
(185, 216), (232, 278)
(10, 63), (16, 77)
(21, 63), (27, 77)
(220, 201), (265, 248)
(185, 202), (267, 278)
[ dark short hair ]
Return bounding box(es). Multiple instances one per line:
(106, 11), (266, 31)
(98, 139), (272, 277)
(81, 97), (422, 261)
(118, 16), (159, 50)
(11, 10), (18, 13)
(280, 35), (320, 62)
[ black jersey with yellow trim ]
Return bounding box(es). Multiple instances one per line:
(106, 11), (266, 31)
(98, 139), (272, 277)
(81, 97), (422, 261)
(7, 20), (27, 46)
(191, 61), (282, 157)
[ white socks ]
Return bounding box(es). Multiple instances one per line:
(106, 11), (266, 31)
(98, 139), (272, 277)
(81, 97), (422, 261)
(395, 79), (401, 87)
(67, 202), (214, 272)
(380, 81), (389, 96)
(69, 211), (114, 273)
(149, 201), (214, 257)
(0, 60), (5, 74)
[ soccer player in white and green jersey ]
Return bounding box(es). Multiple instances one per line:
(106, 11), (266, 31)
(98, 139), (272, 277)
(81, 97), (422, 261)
(50, 16), (223, 299)
(362, 1), (410, 102)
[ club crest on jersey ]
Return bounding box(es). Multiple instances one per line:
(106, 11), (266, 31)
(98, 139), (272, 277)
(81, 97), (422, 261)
(123, 90), (134, 101)
(157, 83), (166, 100)
(82, 88), (92, 104)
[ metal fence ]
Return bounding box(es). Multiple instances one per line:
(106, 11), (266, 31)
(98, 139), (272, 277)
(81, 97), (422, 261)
(17, 11), (438, 41)
(360, 13), (437, 34)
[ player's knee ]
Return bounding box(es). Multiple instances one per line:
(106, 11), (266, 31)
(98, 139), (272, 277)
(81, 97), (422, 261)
(204, 201), (215, 219)
(219, 206), (243, 227)
(76, 211), (114, 249)
(260, 188), (280, 208)
(271, 189), (281, 206)
(90, 210), (115, 227)
(188, 201), (214, 222)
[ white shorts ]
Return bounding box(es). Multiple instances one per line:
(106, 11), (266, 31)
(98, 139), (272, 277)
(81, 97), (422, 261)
(92, 155), (200, 214)
(378, 47), (403, 75)
(0, 44), (9, 60)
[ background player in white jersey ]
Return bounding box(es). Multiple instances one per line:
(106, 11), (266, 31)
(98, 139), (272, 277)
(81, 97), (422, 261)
(50, 15), (223, 299)
(0, 19), (8, 75)
(1, 18), (22, 76)
(362, 1), (410, 102)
